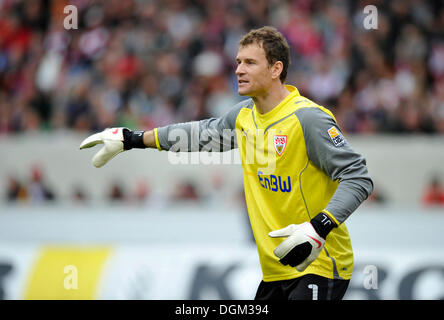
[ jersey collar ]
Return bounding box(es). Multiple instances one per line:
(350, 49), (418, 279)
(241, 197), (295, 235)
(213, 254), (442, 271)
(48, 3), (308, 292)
(253, 85), (300, 125)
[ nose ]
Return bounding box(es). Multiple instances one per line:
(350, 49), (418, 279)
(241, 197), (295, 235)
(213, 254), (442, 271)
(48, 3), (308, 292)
(235, 63), (245, 76)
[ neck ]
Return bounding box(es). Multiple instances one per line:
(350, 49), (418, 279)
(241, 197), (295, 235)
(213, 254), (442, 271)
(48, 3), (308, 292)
(252, 83), (290, 114)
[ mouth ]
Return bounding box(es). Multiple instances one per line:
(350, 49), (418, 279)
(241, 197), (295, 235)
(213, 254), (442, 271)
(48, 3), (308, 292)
(238, 79), (249, 85)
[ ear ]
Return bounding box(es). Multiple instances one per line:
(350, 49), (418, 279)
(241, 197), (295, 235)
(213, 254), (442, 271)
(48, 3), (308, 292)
(270, 61), (283, 80)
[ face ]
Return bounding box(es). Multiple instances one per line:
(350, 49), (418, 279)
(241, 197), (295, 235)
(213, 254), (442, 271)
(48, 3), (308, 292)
(236, 44), (279, 97)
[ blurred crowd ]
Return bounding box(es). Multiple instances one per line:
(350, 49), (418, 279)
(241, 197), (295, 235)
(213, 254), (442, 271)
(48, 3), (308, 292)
(6, 162), (444, 207)
(5, 162), (245, 208)
(0, 0), (443, 136)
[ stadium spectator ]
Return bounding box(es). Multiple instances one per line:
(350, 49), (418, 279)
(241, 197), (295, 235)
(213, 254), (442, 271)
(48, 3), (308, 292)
(132, 179), (151, 204)
(27, 164), (56, 203)
(108, 182), (126, 202)
(422, 175), (444, 206)
(72, 185), (88, 204)
(171, 180), (201, 202)
(6, 176), (28, 202)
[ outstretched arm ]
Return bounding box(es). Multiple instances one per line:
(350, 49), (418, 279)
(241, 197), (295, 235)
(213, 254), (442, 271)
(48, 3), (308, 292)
(154, 99), (253, 152)
(142, 130), (157, 149)
(79, 99), (252, 167)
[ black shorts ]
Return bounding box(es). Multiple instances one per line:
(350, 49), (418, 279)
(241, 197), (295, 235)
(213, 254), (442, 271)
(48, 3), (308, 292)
(254, 274), (349, 300)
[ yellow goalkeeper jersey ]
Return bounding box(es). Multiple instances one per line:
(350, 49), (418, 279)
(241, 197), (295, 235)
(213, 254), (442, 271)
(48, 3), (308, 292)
(155, 85), (373, 281)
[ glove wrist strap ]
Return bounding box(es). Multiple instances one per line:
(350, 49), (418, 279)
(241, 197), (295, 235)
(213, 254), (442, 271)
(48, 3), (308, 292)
(310, 212), (336, 239)
(123, 129), (146, 150)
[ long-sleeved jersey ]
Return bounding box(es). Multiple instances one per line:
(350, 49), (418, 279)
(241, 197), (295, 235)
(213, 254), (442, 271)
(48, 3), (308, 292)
(153, 85), (373, 281)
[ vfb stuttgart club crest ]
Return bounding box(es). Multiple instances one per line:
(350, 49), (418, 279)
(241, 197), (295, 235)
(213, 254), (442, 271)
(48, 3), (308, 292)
(273, 135), (287, 156)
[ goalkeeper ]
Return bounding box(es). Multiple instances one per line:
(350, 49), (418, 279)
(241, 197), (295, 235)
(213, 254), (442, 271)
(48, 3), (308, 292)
(80, 26), (373, 300)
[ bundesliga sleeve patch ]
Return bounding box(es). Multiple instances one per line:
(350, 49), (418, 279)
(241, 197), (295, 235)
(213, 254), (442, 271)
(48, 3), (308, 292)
(327, 126), (345, 147)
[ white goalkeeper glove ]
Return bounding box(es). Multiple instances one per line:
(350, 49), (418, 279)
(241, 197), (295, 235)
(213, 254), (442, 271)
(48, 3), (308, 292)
(79, 127), (145, 167)
(269, 213), (336, 272)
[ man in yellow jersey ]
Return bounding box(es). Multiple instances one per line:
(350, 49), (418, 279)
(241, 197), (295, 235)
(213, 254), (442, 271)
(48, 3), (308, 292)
(80, 26), (373, 300)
